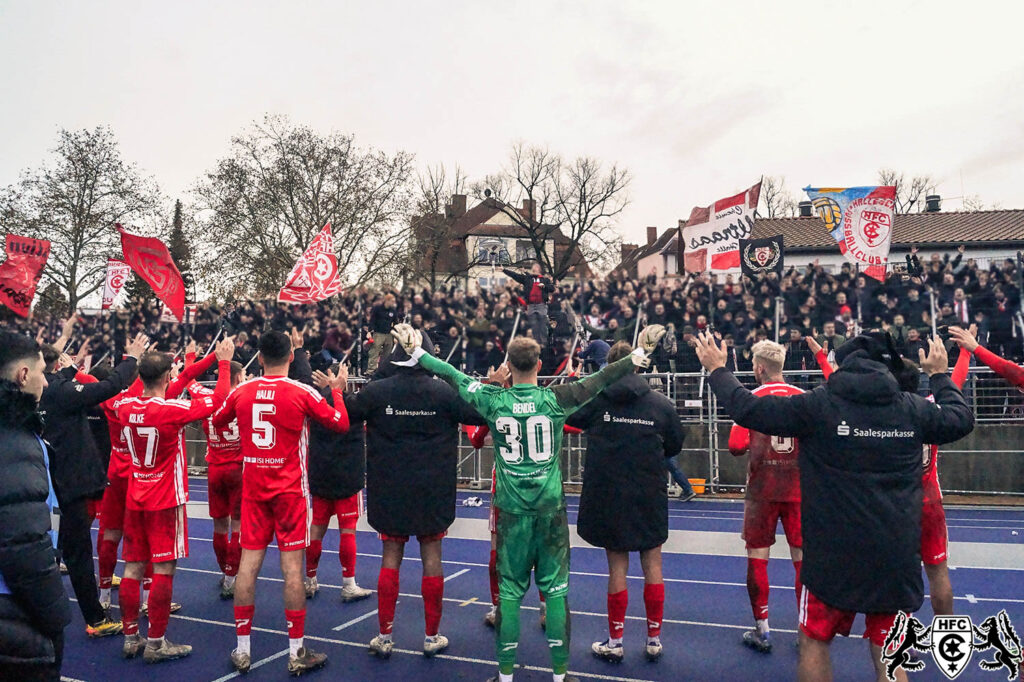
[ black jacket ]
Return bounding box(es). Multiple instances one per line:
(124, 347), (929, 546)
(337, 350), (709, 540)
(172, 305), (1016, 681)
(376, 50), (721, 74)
(709, 357), (974, 613)
(309, 387), (366, 500)
(38, 358), (138, 504)
(0, 381), (71, 665)
(346, 365), (486, 537)
(370, 304), (398, 334)
(567, 374), (684, 551)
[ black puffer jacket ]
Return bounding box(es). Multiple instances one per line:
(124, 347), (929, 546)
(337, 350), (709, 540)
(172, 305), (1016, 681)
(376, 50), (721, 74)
(309, 387), (366, 500)
(709, 356), (974, 613)
(346, 359), (486, 536)
(567, 373), (684, 551)
(0, 381), (71, 665)
(38, 358), (137, 503)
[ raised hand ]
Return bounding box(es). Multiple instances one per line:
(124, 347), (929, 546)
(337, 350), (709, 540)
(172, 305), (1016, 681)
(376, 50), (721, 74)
(58, 352), (74, 371)
(125, 333), (149, 360)
(311, 370), (331, 389)
(919, 336), (949, 375)
(948, 326), (978, 352)
(73, 340), (91, 367)
(805, 336), (824, 355)
(215, 336), (236, 362)
(186, 339), (197, 356)
(694, 331), (729, 372)
(390, 323), (422, 354)
(638, 324), (667, 354)
(290, 327), (304, 351)
(487, 363), (511, 386)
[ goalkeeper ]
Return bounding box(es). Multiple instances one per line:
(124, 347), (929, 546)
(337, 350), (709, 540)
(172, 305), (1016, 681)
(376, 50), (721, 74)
(391, 322), (666, 682)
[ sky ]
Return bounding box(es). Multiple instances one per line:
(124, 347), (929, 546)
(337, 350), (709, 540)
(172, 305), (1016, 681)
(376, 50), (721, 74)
(2, 0), (1024, 248)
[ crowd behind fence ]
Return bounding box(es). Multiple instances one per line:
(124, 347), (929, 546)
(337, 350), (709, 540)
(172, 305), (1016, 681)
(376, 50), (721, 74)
(180, 367), (1023, 498)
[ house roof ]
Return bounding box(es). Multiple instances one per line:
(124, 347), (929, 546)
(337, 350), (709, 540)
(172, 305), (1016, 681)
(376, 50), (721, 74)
(751, 209), (1024, 252)
(613, 229), (677, 274)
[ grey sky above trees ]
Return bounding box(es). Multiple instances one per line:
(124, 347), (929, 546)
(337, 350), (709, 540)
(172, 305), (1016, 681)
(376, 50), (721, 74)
(1, 1), (1022, 256)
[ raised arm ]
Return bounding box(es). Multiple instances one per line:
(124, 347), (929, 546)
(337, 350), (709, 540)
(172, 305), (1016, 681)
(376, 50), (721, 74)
(728, 423), (750, 455)
(951, 346), (971, 389)
(416, 346), (500, 417)
(949, 325), (1024, 388)
(177, 359), (232, 424)
(303, 365), (350, 433)
(53, 355), (139, 412)
(550, 353), (636, 413)
(168, 351), (216, 398)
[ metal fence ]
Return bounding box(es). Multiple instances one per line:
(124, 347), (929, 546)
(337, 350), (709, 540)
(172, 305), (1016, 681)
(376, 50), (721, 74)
(181, 367), (1023, 497)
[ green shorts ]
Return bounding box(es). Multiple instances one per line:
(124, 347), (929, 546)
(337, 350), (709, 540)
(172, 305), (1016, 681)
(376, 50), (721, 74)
(495, 508), (570, 600)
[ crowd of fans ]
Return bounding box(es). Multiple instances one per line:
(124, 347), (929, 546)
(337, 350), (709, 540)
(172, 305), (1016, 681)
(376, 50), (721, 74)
(3, 248), (1022, 378)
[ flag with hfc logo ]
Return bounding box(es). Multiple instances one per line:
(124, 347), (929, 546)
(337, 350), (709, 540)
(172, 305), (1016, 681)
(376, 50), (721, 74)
(803, 185), (896, 281)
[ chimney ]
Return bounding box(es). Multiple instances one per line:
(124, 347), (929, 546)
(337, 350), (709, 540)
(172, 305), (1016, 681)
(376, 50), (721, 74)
(522, 199), (536, 222)
(646, 226), (658, 245)
(925, 194), (941, 212)
(449, 194), (467, 218)
(798, 200), (813, 218)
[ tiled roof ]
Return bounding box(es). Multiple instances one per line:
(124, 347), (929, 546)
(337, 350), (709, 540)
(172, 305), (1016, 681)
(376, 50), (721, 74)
(613, 229), (676, 273)
(751, 209), (1024, 251)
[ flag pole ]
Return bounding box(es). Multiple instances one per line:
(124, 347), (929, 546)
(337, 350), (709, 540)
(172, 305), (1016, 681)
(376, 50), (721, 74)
(502, 309), (522, 364)
(774, 295), (782, 343)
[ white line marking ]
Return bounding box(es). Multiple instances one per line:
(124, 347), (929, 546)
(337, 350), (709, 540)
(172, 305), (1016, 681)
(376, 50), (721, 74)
(210, 648), (290, 682)
(965, 594), (978, 604)
(445, 568), (471, 582)
(333, 609), (379, 632)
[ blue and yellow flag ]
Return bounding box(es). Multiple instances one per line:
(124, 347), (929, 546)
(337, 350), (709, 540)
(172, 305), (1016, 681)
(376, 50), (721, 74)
(803, 186), (896, 281)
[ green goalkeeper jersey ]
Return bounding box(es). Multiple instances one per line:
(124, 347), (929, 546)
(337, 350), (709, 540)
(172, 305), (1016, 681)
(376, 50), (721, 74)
(417, 350), (638, 515)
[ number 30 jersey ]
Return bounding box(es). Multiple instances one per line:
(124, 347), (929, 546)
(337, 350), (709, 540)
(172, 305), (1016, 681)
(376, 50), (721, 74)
(417, 351), (637, 516)
(212, 376), (349, 502)
(728, 382), (803, 502)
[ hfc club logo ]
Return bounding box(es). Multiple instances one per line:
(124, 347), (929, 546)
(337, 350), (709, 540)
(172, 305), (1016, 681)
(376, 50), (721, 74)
(881, 611), (1022, 680)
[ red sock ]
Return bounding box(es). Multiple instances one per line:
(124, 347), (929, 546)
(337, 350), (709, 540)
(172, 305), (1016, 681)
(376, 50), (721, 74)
(422, 575), (444, 636)
(306, 539), (322, 579)
(225, 532), (241, 577)
(377, 567), (399, 634)
(339, 532), (357, 578)
(235, 604), (255, 636)
(120, 577), (141, 636)
(747, 558), (770, 621)
(286, 609), (306, 640)
(607, 589), (628, 640)
(793, 559), (803, 610)
(97, 537), (118, 589)
(213, 532), (228, 574)
(143, 563), (153, 600)
(147, 573), (173, 639)
(488, 549), (499, 605)
(644, 582), (665, 639)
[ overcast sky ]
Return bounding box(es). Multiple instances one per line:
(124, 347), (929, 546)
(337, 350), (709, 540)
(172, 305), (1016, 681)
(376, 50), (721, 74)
(2, 0), (1023, 246)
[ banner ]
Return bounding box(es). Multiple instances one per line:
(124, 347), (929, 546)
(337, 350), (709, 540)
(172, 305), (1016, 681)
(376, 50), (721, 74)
(101, 258), (132, 310)
(278, 222), (343, 303)
(160, 303), (197, 324)
(739, 235), (784, 279)
(680, 182), (761, 274)
(803, 185), (896, 281)
(117, 224), (187, 321)
(0, 234), (51, 317)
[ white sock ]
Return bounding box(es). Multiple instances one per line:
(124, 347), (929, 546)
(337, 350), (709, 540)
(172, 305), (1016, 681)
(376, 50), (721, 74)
(289, 638), (303, 656)
(142, 590), (150, 607)
(648, 635), (661, 646)
(99, 588), (111, 604)
(553, 674), (565, 682)
(379, 632), (392, 643)
(608, 636), (622, 647)
(224, 575), (236, 588)
(756, 618), (769, 635)
(499, 673), (514, 682)
(236, 635), (251, 655)
(147, 636), (164, 647)
(343, 576), (356, 587)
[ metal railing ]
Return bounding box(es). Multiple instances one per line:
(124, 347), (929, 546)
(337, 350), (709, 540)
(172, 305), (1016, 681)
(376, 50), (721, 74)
(178, 366), (1023, 497)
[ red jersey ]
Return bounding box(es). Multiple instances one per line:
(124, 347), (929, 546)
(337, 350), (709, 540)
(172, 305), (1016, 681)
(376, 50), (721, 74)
(191, 382), (242, 466)
(728, 382), (803, 502)
(116, 360), (230, 510)
(212, 376), (349, 502)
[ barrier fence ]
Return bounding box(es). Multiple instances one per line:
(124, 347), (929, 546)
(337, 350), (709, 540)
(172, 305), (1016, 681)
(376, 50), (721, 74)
(177, 366), (1023, 498)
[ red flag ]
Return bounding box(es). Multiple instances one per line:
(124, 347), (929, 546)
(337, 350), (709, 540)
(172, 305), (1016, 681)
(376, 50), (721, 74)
(0, 234), (51, 317)
(680, 182), (761, 274)
(118, 225), (187, 321)
(278, 223), (342, 303)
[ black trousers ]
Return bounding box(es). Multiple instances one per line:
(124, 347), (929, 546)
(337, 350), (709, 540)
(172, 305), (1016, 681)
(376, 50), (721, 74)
(0, 630), (63, 682)
(57, 497), (104, 626)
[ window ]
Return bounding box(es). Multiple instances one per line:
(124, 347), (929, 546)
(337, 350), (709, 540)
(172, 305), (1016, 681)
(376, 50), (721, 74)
(515, 240), (538, 264)
(476, 237), (510, 265)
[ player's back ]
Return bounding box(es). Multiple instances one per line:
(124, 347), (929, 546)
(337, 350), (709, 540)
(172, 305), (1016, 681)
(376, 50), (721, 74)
(231, 376), (322, 501)
(745, 382), (803, 502)
(488, 384), (568, 516)
(118, 396), (193, 510)
(192, 382), (241, 465)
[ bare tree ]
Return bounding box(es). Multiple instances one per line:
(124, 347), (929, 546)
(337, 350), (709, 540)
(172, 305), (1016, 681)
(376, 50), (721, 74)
(760, 175), (797, 218)
(877, 168), (936, 214)
(412, 164), (467, 288)
(189, 115), (415, 298)
(0, 126), (161, 311)
(473, 143), (629, 279)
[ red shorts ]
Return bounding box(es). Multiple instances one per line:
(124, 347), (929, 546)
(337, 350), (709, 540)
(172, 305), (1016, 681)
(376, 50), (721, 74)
(123, 505), (188, 563)
(379, 531), (447, 544)
(241, 494), (310, 552)
(743, 499), (802, 549)
(208, 462), (243, 520)
(920, 500), (948, 566)
(87, 497), (101, 523)
(100, 473), (130, 531)
(799, 588), (897, 647)
(311, 492), (363, 529)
